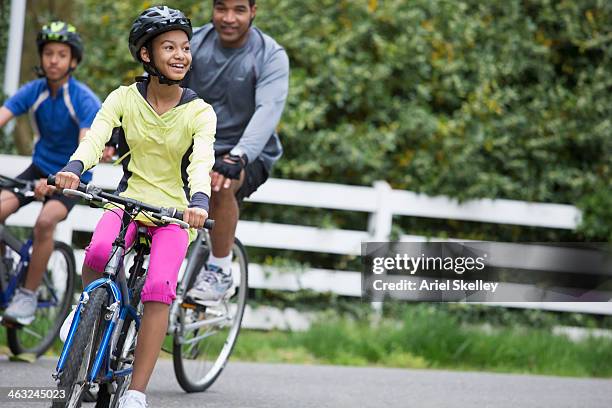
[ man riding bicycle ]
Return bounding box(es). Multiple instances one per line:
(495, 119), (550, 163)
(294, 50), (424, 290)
(0, 22), (103, 326)
(184, 0), (289, 303)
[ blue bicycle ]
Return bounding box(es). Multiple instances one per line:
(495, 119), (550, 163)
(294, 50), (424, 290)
(49, 177), (215, 407)
(0, 174), (76, 356)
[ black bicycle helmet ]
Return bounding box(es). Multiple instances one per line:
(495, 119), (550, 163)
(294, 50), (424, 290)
(36, 21), (83, 62)
(129, 6), (193, 78)
(129, 6), (192, 85)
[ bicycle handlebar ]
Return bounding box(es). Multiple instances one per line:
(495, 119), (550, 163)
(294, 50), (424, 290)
(47, 175), (214, 230)
(0, 174), (36, 197)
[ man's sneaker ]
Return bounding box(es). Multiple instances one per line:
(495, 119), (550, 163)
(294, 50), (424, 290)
(186, 264), (233, 305)
(3, 288), (37, 326)
(59, 306), (77, 342)
(118, 390), (147, 408)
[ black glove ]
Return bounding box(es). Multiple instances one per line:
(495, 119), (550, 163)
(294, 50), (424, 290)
(212, 154), (248, 180)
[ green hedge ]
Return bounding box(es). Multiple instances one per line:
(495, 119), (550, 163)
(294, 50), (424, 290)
(0, 0), (10, 151)
(0, 0), (8, 90)
(68, 1), (611, 241)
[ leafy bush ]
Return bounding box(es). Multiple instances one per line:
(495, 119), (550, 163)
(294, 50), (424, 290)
(0, 0), (9, 90)
(0, 0), (11, 151)
(62, 1), (612, 240)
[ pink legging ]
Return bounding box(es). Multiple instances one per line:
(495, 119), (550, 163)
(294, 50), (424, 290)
(84, 209), (189, 304)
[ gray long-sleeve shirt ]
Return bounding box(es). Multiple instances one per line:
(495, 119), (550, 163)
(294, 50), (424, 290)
(183, 24), (290, 172)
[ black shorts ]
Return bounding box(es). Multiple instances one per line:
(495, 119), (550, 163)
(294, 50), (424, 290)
(9, 164), (78, 212)
(235, 158), (269, 202)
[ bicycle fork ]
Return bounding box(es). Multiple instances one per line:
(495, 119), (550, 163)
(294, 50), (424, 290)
(53, 278), (122, 381)
(167, 233), (207, 335)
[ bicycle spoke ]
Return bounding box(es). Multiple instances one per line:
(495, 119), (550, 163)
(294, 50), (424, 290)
(20, 326), (44, 339)
(172, 239), (248, 392)
(183, 328), (219, 348)
(8, 243), (74, 356)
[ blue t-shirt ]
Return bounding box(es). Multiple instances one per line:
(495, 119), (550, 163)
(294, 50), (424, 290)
(4, 77), (101, 182)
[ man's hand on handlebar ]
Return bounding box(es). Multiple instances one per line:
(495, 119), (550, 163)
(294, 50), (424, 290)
(183, 207), (208, 229)
(54, 171), (81, 191)
(101, 146), (116, 163)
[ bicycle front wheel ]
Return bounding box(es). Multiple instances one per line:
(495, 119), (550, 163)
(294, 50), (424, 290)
(173, 238), (248, 392)
(52, 287), (107, 408)
(7, 241), (76, 356)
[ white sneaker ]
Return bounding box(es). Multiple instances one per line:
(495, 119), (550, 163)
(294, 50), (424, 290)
(118, 390), (147, 408)
(186, 264), (233, 305)
(3, 288), (37, 325)
(59, 307), (76, 342)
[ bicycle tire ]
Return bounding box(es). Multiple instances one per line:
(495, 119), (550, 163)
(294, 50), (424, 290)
(109, 273), (145, 408)
(52, 287), (108, 408)
(7, 241), (76, 356)
(81, 383), (99, 403)
(172, 238), (248, 392)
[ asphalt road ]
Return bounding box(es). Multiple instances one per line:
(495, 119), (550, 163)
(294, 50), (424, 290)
(0, 357), (610, 407)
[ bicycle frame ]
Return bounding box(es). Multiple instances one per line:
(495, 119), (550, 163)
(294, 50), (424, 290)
(49, 178), (214, 398)
(167, 228), (210, 335)
(54, 208), (141, 384)
(0, 225), (32, 307)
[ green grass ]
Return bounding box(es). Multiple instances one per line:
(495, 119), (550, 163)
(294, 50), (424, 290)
(227, 307), (612, 378)
(3, 306), (611, 378)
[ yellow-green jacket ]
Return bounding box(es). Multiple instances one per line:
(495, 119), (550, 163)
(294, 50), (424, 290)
(70, 82), (216, 217)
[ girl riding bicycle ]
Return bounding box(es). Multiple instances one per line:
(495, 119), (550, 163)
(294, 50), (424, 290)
(55, 6), (215, 408)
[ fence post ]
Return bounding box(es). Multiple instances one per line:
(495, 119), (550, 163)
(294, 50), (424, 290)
(368, 181), (393, 316)
(54, 221), (73, 247)
(368, 181), (393, 241)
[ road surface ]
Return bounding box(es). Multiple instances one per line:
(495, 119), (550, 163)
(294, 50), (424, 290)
(0, 357), (610, 407)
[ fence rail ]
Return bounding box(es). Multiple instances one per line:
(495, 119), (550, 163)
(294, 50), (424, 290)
(1, 154), (609, 329)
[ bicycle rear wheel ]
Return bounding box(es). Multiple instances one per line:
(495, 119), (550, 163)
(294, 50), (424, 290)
(52, 287), (108, 408)
(7, 241), (76, 356)
(172, 238), (248, 392)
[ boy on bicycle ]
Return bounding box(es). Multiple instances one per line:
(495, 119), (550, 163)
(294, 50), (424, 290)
(0, 22), (103, 326)
(55, 6), (215, 407)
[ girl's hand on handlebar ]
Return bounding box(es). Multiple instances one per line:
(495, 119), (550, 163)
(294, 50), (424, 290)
(54, 171), (81, 191)
(183, 207), (208, 229)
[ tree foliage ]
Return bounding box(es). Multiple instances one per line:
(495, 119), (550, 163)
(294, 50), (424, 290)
(0, 0), (9, 89)
(0, 0), (11, 152)
(257, 0), (611, 240)
(14, 0), (612, 240)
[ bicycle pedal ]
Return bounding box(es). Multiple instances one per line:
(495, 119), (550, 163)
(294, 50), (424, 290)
(0, 316), (25, 328)
(181, 301), (197, 309)
(181, 298), (208, 311)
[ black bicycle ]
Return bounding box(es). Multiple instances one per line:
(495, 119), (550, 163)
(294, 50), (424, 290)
(0, 174), (76, 356)
(171, 225), (248, 392)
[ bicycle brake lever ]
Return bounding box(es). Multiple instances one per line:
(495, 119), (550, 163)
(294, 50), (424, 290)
(63, 188), (94, 200)
(160, 215), (190, 229)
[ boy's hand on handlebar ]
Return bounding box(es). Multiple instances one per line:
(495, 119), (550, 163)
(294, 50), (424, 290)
(183, 207), (208, 229)
(54, 171), (81, 191)
(34, 178), (53, 199)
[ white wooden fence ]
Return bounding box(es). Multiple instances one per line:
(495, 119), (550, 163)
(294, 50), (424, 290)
(1, 154), (609, 330)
